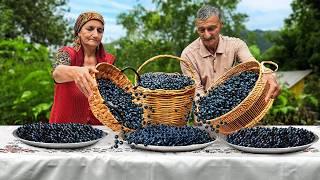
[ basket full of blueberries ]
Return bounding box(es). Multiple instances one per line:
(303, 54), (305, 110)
(89, 63), (145, 132)
(134, 55), (196, 128)
(194, 61), (277, 135)
(90, 58), (195, 133)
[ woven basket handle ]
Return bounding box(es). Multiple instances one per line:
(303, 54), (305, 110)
(261, 61), (278, 73)
(135, 54), (196, 83)
(121, 67), (141, 89)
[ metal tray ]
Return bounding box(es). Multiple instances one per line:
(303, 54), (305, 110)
(12, 129), (106, 149)
(225, 134), (319, 154)
(128, 140), (215, 152)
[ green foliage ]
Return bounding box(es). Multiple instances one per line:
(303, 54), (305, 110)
(262, 86), (319, 125)
(240, 30), (279, 53)
(304, 74), (320, 113)
(111, 0), (247, 76)
(0, 38), (53, 124)
(261, 0), (320, 72)
(0, 0), (72, 46)
(249, 45), (261, 60)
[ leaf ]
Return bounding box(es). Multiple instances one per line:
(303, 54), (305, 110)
(32, 103), (52, 119)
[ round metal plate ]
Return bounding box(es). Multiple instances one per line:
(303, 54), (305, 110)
(226, 133), (318, 154)
(128, 140), (215, 152)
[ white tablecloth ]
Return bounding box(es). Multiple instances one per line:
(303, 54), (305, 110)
(1, 126), (320, 180)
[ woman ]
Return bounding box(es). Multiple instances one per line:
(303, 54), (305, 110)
(49, 12), (115, 125)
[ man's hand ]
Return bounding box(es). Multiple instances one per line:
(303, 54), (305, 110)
(262, 73), (281, 102)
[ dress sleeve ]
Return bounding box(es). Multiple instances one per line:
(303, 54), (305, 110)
(52, 49), (71, 70)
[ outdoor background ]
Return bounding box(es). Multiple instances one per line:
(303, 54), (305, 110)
(0, 0), (319, 125)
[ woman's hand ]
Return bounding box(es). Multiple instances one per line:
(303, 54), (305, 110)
(73, 66), (99, 98)
(262, 73), (281, 102)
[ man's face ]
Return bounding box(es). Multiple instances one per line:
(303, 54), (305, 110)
(196, 15), (222, 50)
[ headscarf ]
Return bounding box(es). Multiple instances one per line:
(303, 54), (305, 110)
(73, 12), (105, 51)
(63, 11), (115, 66)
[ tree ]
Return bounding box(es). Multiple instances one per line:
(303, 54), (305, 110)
(262, 0), (320, 72)
(110, 0), (247, 74)
(0, 0), (72, 46)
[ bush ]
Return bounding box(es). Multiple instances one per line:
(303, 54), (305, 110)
(261, 86), (318, 125)
(0, 38), (53, 124)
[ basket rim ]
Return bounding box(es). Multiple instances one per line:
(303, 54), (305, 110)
(136, 83), (196, 94)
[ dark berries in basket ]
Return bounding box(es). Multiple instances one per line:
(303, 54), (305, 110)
(16, 122), (104, 143)
(138, 72), (195, 90)
(226, 126), (316, 148)
(97, 79), (143, 129)
(196, 71), (258, 121)
(124, 124), (212, 146)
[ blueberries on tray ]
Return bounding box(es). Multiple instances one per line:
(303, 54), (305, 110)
(16, 122), (104, 143)
(226, 126), (316, 148)
(124, 124), (213, 146)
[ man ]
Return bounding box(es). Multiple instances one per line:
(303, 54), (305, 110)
(180, 5), (280, 101)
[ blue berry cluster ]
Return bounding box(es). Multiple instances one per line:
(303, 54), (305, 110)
(16, 122), (104, 143)
(138, 72), (195, 90)
(97, 79), (143, 129)
(196, 71), (258, 121)
(124, 124), (212, 146)
(226, 126), (316, 148)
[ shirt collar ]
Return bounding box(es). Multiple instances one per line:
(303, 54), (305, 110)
(199, 35), (225, 58)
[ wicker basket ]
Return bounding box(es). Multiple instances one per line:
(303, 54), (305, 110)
(88, 63), (135, 132)
(134, 55), (196, 127)
(195, 61), (278, 135)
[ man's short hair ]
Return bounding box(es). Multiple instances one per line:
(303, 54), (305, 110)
(196, 5), (224, 23)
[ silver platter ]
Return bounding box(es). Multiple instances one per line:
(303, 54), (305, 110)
(129, 140), (215, 152)
(226, 133), (319, 154)
(13, 129), (106, 149)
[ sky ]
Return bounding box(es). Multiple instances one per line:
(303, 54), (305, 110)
(66, 0), (293, 43)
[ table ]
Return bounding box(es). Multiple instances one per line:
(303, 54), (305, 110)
(1, 126), (320, 180)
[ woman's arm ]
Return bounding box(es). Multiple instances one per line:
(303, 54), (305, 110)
(52, 50), (98, 97)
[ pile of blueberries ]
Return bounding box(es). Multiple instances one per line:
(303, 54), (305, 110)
(97, 78), (143, 129)
(196, 71), (258, 121)
(226, 126), (316, 148)
(138, 72), (195, 90)
(124, 124), (212, 146)
(16, 122), (104, 143)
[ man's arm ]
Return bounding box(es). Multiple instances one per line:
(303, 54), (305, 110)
(235, 39), (281, 101)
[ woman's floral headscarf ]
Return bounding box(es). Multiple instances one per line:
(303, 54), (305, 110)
(73, 12), (104, 51)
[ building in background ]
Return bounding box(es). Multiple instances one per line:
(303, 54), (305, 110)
(276, 70), (312, 96)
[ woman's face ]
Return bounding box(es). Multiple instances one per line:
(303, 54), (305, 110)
(78, 20), (104, 49)
(196, 15), (222, 50)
